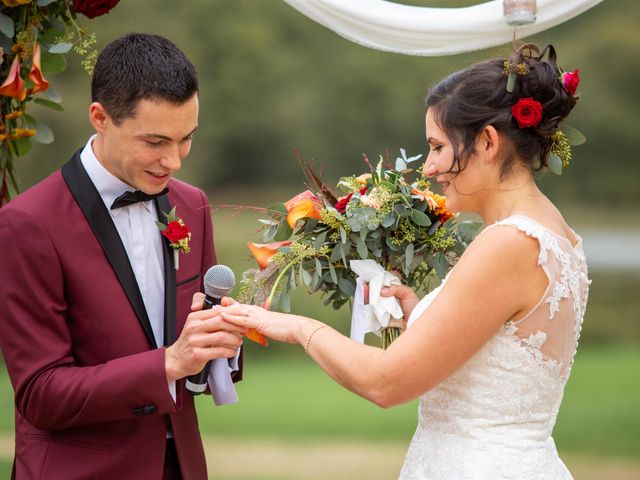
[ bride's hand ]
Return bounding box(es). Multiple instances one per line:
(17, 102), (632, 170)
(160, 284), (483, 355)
(219, 302), (306, 345)
(380, 284), (419, 326)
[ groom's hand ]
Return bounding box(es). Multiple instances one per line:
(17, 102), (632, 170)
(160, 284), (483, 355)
(164, 293), (244, 383)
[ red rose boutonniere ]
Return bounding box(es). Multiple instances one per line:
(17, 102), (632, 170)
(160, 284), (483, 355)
(511, 97), (543, 129)
(156, 207), (191, 270)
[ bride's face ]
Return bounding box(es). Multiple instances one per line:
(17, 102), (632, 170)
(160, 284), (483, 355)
(423, 109), (486, 213)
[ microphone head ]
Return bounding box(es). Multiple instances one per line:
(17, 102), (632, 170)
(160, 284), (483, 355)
(203, 264), (236, 299)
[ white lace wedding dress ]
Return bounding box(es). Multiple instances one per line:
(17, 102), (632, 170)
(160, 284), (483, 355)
(399, 215), (590, 480)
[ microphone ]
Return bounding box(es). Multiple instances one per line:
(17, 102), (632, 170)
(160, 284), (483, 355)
(185, 264), (236, 395)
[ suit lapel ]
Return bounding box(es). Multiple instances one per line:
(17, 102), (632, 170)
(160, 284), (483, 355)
(61, 151), (158, 349)
(156, 195), (177, 346)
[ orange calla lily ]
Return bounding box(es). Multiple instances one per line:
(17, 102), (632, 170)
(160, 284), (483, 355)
(284, 190), (322, 228)
(29, 43), (49, 94)
(246, 328), (268, 347)
(247, 240), (291, 270)
(0, 56), (27, 101)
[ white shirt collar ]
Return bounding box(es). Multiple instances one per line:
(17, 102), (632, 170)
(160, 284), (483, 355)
(80, 135), (153, 213)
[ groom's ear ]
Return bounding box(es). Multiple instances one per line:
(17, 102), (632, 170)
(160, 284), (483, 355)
(89, 102), (110, 133)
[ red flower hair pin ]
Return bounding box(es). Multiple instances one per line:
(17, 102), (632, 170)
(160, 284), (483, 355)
(156, 206), (191, 270)
(561, 69), (579, 96)
(511, 97), (543, 129)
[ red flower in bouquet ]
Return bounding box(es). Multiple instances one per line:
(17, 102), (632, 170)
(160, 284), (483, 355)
(335, 187), (368, 213)
(561, 69), (579, 96)
(73, 0), (120, 18)
(511, 97), (543, 129)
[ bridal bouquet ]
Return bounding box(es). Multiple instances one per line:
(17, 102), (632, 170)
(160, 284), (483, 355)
(238, 149), (479, 347)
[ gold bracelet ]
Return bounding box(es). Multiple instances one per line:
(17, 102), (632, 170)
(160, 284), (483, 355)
(304, 324), (327, 356)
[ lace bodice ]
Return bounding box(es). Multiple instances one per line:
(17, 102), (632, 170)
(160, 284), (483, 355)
(399, 215), (590, 480)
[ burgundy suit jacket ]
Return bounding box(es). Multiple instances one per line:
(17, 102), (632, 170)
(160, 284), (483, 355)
(0, 151), (240, 479)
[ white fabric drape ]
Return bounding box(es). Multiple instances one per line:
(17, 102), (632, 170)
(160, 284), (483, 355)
(282, 0), (604, 56)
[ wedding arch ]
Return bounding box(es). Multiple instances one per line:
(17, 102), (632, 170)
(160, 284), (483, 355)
(282, 0), (604, 56)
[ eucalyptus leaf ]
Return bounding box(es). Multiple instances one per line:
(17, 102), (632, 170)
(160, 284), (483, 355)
(405, 243), (414, 267)
(300, 266), (313, 286)
(328, 263), (338, 283)
(548, 153), (563, 175)
(562, 125), (587, 146)
(280, 292), (291, 313)
(273, 221), (292, 241)
(330, 244), (343, 263)
(38, 0), (58, 5)
(313, 231), (327, 251)
(41, 86), (63, 103)
(48, 42), (73, 54)
(40, 52), (67, 74)
(340, 242), (349, 267)
(13, 138), (32, 157)
(33, 123), (54, 144)
(411, 209), (432, 227)
(257, 218), (277, 226)
(340, 227), (347, 244)
(338, 277), (356, 297)
(34, 98), (64, 112)
(289, 270), (296, 289)
(432, 253), (449, 280)
(315, 258), (323, 277)
(0, 13), (14, 39)
(457, 221), (482, 242)
(304, 219), (318, 234)
(23, 114), (36, 128)
(356, 238), (368, 259)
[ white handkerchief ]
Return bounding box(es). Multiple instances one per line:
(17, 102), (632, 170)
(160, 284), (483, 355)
(350, 260), (403, 343)
(207, 348), (241, 406)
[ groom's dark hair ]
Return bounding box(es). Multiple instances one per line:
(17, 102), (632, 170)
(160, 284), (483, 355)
(91, 33), (199, 125)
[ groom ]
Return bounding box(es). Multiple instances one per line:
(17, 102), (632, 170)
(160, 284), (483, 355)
(0, 33), (243, 479)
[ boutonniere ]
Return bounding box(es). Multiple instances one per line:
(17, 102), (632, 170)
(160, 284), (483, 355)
(156, 207), (191, 270)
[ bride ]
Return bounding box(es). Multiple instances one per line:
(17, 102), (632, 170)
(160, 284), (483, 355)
(221, 43), (590, 479)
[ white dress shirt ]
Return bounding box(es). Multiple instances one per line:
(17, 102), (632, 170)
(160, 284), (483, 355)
(80, 136), (176, 401)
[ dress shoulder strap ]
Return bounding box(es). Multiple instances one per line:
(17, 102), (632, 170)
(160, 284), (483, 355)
(482, 214), (561, 267)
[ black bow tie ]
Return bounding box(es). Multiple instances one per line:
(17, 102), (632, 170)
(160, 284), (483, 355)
(110, 188), (169, 210)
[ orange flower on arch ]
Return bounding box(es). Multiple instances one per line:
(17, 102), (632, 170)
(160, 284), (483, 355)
(0, 56), (27, 101)
(284, 190), (322, 228)
(247, 240), (292, 270)
(29, 43), (49, 95)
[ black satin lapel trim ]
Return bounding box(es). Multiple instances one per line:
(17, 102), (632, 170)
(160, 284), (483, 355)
(61, 151), (157, 349)
(156, 195), (177, 347)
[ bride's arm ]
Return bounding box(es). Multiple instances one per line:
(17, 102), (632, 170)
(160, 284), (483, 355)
(222, 225), (547, 407)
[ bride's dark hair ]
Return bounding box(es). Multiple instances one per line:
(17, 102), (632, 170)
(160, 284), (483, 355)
(426, 43), (577, 179)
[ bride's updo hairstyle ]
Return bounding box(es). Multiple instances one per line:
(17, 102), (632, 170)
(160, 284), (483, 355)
(426, 43), (577, 179)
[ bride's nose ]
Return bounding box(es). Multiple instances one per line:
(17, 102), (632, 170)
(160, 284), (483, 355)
(422, 161), (438, 178)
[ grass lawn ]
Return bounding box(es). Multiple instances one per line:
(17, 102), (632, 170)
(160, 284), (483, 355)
(2, 345), (639, 460)
(191, 344), (640, 459)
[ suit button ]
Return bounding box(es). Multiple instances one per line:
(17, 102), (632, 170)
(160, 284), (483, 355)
(144, 405), (158, 415)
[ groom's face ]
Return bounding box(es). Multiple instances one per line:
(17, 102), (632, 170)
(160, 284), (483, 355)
(91, 94), (199, 194)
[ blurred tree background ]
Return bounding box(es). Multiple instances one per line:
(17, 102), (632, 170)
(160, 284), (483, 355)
(2, 1), (639, 478)
(12, 0), (640, 210)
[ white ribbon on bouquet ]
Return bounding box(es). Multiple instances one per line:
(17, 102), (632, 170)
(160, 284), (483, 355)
(350, 259), (404, 343)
